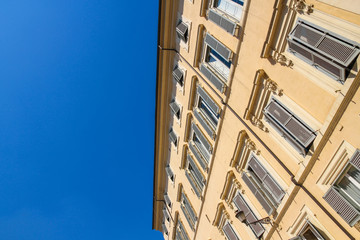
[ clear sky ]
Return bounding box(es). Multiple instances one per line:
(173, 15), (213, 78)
(0, 0), (163, 239)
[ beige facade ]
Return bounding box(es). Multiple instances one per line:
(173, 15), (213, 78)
(153, 0), (360, 240)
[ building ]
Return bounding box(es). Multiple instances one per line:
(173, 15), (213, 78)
(153, 0), (360, 240)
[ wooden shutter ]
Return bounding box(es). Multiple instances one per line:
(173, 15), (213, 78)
(181, 205), (195, 230)
(323, 186), (360, 226)
(193, 109), (215, 138)
(208, 9), (237, 35)
(192, 123), (212, 152)
(164, 193), (171, 207)
(170, 101), (180, 119)
(162, 223), (168, 235)
(205, 33), (232, 61)
(169, 129), (178, 147)
(200, 63), (226, 92)
(176, 21), (188, 42)
(163, 208), (169, 222)
(182, 193), (197, 223)
(165, 165), (174, 181)
(189, 142), (208, 170)
(197, 86), (220, 114)
(242, 173), (274, 215)
(187, 154), (205, 188)
(172, 67), (184, 86)
(222, 222), (240, 240)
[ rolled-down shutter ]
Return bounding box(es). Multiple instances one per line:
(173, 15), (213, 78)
(176, 21), (188, 42)
(323, 186), (360, 226)
(193, 109), (215, 139)
(208, 9), (237, 35)
(242, 173), (274, 215)
(248, 156), (285, 204)
(172, 67), (184, 86)
(222, 222), (240, 240)
(192, 122), (212, 153)
(170, 101), (180, 119)
(189, 142), (208, 170)
(350, 149), (360, 169)
(233, 194), (265, 238)
(200, 63), (226, 92)
(197, 86), (220, 114)
(205, 33), (232, 61)
(264, 98), (316, 155)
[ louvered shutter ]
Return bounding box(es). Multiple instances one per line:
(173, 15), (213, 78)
(193, 109), (215, 138)
(176, 21), (188, 42)
(173, 67), (184, 86)
(264, 99), (316, 156)
(288, 20), (360, 82)
(222, 222), (240, 240)
(197, 86), (220, 114)
(350, 149), (360, 169)
(170, 101), (181, 119)
(189, 142), (208, 170)
(248, 156), (285, 204)
(187, 154), (205, 188)
(165, 165), (174, 181)
(323, 186), (360, 226)
(182, 193), (197, 223)
(169, 129), (178, 147)
(162, 223), (168, 235)
(192, 123), (212, 152)
(185, 171), (201, 197)
(163, 208), (169, 222)
(242, 173), (274, 215)
(164, 193), (171, 207)
(205, 33), (232, 61)
(208, 9), (237, 35)
(181, 204), (195, 230)
(233, 194), (265, 237)
(200, 63), (226, 92)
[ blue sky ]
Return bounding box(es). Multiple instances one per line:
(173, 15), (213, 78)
(0, 0), (163, 239)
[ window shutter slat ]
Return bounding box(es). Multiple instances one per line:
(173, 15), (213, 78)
(165, 165), (174, 181)
(205, 33), (232, 61)
(350, 149), (360, 169)
(164, 193), (171, 207)
(263, 175), (285, 204)
(208, 9), (237, 35)
(222, 223), (240, 240)
(172, 67), (184, 86)
(193, 109), (215, 138)
(248, 156), (267, 181)
(197, 86), (220, 114)
(233, 194), (250, 216)
(192, 123), (212, 153)
(323, 186), (360, 226)
(169, 129), (178, 146)
(285, 117), (315, 148)
(200, 63), (226, 92)
(185, 171), (201, 197)
(189, 142), (208, 170)
(181, 205), (194, 230)
(242, 173), (274, 215)
(183, 193), (197, 222)
(246, 211), (265, 238)
(163, 208), (169, 222)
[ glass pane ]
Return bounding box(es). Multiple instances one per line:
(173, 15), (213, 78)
(217, 0), (243, 20)
(207, 49), (231, 79)
(199, 98), (219, 126)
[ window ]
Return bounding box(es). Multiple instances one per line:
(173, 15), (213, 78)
(166, 165), (175, 183)
(223, 221), (241, 240)
(189, 122), (212, 164)
(164, 193), (172, 208)
(180, 191), (198, 230)
(163, 207), (170, 223)
(162, 222), (168, 236)
(263, 97), (316, 156)
(173, 66), (184, 87)
(176, 21), (189, 43)
(200, 33), (232, 92)
(289, 221), (325, 240)
(288, 19), (360, 83)
(215, 0), (244, 21)
(170, 100), (181, 120)
(323, 149), (360, 226)
(169, 128), (178, 148)
(233, 193), (265, 238)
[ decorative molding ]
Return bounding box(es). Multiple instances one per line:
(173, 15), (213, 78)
(292, 0), (314, 15)
(220, 170), (242, 209)
(213, 202), (231, 235)
(177, 183), (183, 202)
(275, 53), (293, 67)
(246, 70), (283, 132)
(184, 113), (193, 142)
(181, 145), (188, 169)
